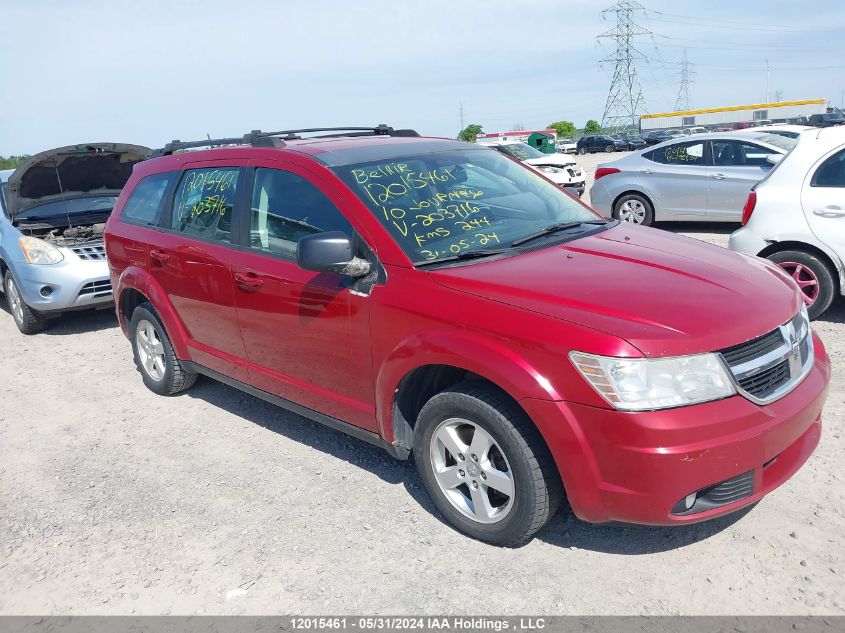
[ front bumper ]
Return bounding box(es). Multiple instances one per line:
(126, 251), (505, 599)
(9, 253), (112, 313)
(521, 332), (830, 525)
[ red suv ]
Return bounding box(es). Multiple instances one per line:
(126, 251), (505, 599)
(104, 125), (830, 546)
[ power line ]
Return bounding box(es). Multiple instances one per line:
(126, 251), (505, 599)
(645, 9), (835, 33)
(598, 0), (649, 132)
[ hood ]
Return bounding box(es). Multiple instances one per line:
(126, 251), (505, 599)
(525, 154), (576, 167)
(6, 143), (151, 218)
(429, 224), (801, 357)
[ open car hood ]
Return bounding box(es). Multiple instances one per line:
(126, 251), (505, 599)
(6, 143), (151, 218)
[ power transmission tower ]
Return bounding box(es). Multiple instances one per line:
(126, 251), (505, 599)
(458, 102), (465, 130)
(674, 49), (693, 111)
(598, 0), (649, 133)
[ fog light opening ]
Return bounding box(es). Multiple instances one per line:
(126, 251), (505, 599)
(40, 286), (53, 297)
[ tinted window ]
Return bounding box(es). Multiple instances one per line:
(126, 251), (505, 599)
(121, 173), (172, 224)
(646, 141), (706, 165)
(812, 149), (845, 187)
(712, 141), (771, 167)
(171, 167), (239, 242)
(248, 168), (353, 259)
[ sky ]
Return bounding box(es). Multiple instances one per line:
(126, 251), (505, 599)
(1, 0), (844, 155)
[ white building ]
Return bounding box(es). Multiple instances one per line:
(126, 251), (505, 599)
(640, 99), (828, 131)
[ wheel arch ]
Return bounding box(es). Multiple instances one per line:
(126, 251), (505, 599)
(757, 240), (843, 296)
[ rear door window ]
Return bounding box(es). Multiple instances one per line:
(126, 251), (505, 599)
(646, 141), (706, 165)
(121, 172), (173, 225)
(712, 141), (771, 167)
(248, 168), (354, 260)
(170, 167), (240, 243)
(811, 149), (845, 187)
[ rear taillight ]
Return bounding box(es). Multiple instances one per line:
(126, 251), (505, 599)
(741, 191), (757, 225)
(594, 167), (621, 181)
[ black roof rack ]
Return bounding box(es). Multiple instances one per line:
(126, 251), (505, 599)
(150, 125), (420, 157)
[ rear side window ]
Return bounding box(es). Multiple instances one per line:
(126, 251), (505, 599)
(646, 141), (705, 165)
(121, 173), (172, 225)
(248, 168), (353, 259)
(812, 149), (845, 187)
(170, 167), (239, 242)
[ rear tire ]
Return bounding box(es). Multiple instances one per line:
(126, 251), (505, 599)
(413, 381), (563, 547)
(578, 147), (587, 155)
(4, 271), (48, 334)
(129, 302), (197, 395)
(767, 250), (837, 320)
(613, 193), (655, 226)
(605, 144), (614, 152)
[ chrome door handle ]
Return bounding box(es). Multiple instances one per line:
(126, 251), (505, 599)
(711, 173), (725, 180)
(813, 206), (845, 218)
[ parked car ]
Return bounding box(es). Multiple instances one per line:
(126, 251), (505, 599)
(730, 126), (845, 319)
(684, 126), (708, 135)
(808, 112), (845, 128)
(0, 143), (150, 333)
(555, 138), (577, 154)
(576, 134), (627, 154)
(589, 132), (795, 225)
(642, 130), (684, 146)
(612, 133), (646, 151)
(104, 125), (829, 546)
(736, 124), (813, 140)
(478, 140), (586, 196)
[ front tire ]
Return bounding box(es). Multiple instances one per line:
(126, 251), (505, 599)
(413, 381), (562, 547)
(129, 302), (197, 395)
(605, 144), (614, 152)
(767, 250), (837, 320)
(578, 146), (587, 155)
(613, 193), (655, 226)
(4, 271), (47, 334)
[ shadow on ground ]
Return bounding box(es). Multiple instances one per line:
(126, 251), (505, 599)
(0, 296), (118, 335)
(657, 221), (740, 235)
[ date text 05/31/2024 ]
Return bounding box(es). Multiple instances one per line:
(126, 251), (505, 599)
(290, 617), (548, 630)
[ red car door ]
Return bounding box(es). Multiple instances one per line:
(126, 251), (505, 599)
(230, 161), (377, 431)
(149, 161), (249, 381)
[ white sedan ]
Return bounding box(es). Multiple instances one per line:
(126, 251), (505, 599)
(478, 140), (587, 196)
(730, 126), (845, 319)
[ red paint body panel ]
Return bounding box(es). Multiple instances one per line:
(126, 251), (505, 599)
(104, 136), (831, 527)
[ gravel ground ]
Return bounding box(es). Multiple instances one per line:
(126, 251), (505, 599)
(1, 152), (843, 615)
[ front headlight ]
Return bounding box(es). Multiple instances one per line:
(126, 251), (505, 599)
(539, 166), (562, 174)
(569, 351), (736, 411)
(18, 236), (64, 265)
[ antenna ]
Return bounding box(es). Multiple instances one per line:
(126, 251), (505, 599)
(598, 1), (649, 133)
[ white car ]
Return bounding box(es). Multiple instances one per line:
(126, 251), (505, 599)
(735, 124), (813, 140)
(478, 140), (586, 196)
(730, 126), (845, 319)
(555, 138), (577, 154)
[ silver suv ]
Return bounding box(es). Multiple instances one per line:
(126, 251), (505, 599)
(0, 143), (149, 333)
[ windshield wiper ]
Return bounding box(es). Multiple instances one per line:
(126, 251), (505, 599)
(413, 248), (510, 268)
(511, 220), (607, 247)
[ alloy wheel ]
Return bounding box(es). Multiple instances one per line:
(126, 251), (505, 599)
(618, 199), (647, 224)
(778, 261), (820, 307)
(135, 319), (167, 381)
(429, 417), (514, 524)
(6, 277), (25, 327)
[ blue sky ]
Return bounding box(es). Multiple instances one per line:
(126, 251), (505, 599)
(1, 0), (844, 155)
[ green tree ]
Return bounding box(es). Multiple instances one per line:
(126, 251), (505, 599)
(0, 155), (30, 170)
(457, 123), (484, 142)
(584, 120), (602, 134)
(546, 121), (577, 139)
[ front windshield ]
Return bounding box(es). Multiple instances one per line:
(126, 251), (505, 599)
(496, 142), (545, 161)
(14, 196), (118, 221)
(334, 148), (601, 263)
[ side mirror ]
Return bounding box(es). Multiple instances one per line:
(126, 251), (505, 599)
(296, 232), (371, 277)
(766, 154), (783, 166)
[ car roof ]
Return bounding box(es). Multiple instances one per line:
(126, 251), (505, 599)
(145, 135), (483, 170)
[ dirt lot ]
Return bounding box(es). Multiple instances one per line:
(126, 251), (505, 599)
(1, 152), (843, 615)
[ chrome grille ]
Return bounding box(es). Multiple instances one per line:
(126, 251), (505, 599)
(72, 243), (106, 261)
(719, 309), (813, 404)
(78, 279), (112, 298)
